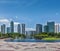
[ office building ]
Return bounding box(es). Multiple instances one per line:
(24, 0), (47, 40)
(44, 25), (48, 33)
(1, 24), (6, 34)
(22, 24), (25, 34)
(17, 24), (21, 34)
(55, 24), (60, 33)
(47, 22), (55, 33)
(7, 27), (10, 33)
(36, 24), (42, 34)
(10, 21), (14, 33)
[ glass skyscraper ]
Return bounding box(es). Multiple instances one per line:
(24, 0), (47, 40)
(22, 24), (25, 34)
(7, 27), (10, 33)
(36, 24), (42, 34)
(17, 24), (21, 34)
(1, 24), (6, 34)
(44, 25), (48, 33)
(10, 21), (14, 33)
(47, 22), (55, 33)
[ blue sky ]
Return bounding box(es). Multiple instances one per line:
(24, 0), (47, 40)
(0, 0), (59, 31)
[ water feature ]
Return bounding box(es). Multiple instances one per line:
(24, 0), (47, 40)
(5, 38), (60, 42)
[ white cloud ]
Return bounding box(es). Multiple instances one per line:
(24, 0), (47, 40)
(0, 18), (20, 26)
(0, 18), (35, 32)
(14, 22), (20, 25)
(0, 19), (10, 27)
(0, 18), (20, 25)
(0, 18), (20, 32)
(25, 28), (36, 31)
(0, 19), (9, 23)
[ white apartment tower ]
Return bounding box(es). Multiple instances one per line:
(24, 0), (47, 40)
(55, 23), (60, 33)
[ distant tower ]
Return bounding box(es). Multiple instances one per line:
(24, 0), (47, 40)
(36, 24), (42, 34)
(1, 24), (6, 34)
(10, 21), (14, 33)
(55, 24), (59, 33)
(7, 27), (10, 33)
(22, 24), (25, 34)
(17, 24), (21, 34)
(47, 22), (55, 33)
(44, 25), (48, 33)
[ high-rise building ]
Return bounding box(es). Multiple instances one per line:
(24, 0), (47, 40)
(7, 27), (10, 33)
(1, 25), (3, 34)
(17, 24), (21, 34)
(10, 21), (14, 33)
(22, 24), (25, 34)
(47, 22), (55, 33)
(36, 24), (42, 34)
(55, 24), (60, 33)
(1, 24), (6, 34)
(44, 25), (48, 33)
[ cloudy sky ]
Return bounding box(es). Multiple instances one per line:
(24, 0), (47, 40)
(0, 0), (59, 32)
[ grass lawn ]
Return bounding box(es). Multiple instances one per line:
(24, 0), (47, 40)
(42, 37), (60, 40)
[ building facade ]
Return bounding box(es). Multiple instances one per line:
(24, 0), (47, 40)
(44, 25), (48, 33)
(10, 21), (14, 33)
(36, 24), (42, 34)
(7, 27), (10, 33)
(17, 24), (21, 34)
(1, 24), (6, 34)
(22, 24), (25, 34)
(47, 22), (55, 33)
(55, 24), (60, 33)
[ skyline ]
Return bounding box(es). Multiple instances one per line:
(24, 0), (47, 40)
(0, 0), (60, 31)
(0, 21), (60, 33)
